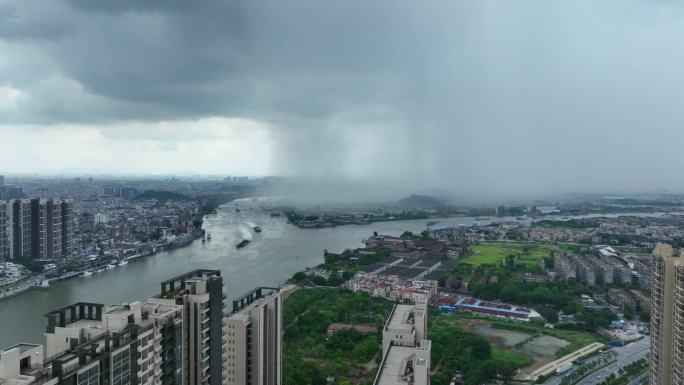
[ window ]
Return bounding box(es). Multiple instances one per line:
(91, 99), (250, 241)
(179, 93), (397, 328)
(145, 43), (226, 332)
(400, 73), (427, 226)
(112, 347), (131, 385)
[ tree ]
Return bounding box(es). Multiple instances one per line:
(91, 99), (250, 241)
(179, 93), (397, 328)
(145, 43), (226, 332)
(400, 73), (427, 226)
(623, 303), (635, 320)
(327, 271), (344, 286)
(495, 360), (518, 383)
(291, 272), (307, 282)
(534, 305), (559, 323)
(14, 258), (43, 273)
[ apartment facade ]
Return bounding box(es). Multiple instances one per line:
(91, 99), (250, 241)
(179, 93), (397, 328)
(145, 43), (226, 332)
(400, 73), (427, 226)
(0, 201), (11, 260)
(649, 243), (684, 385)
(553, 253), (632, 286)
(11, 199), (32, 259)
(158, 270), (225, 385)
(42, 299), (185, 385)
(631, 255), (652, 292)
(31, 198), (64, 260)
(223, 287), (282, 385)
(0, 198), (74, 261)
(37, 270), (227, 385)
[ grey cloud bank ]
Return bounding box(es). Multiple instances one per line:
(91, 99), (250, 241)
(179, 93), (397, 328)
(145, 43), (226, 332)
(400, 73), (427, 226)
(0, 0), (683, 195)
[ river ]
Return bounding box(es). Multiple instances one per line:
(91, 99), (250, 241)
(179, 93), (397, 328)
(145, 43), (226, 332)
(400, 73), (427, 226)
(0, 204), (670, 347)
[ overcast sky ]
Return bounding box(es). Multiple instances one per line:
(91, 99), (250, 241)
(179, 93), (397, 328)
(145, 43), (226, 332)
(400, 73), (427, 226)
(1, 0), (683, 193)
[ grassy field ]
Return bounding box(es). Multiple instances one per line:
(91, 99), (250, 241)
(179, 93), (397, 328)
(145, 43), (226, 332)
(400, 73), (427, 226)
(461, 242), (555, 266)
(491, 347), (534, 367)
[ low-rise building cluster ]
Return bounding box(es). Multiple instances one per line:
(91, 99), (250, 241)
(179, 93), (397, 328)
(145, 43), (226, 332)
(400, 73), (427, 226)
(75, 197), (202, 252)
(607, 288), (651, 314)
(346, 256), (454, 302)
(439, 296), (543, 322)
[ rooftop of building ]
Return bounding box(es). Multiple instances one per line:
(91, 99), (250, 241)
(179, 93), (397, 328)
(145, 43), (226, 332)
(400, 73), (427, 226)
(414, 259), (439, 269)
(437, 260), (457, 270)
(374, 346), (420, 385)
(360, 263), (386, 273)
(422, 270), (448, 281)
(387, 304), (416, 332)
(377, 256), (404, 265)
(455, 297), (541, 318)
(2, 343), (40, 354)
(398, 257), (420, 266)
(64, 318), (104, 330)
(381, 266), (426, 280)
(159, 269), (221, 295)
(229, 286), (279, 315)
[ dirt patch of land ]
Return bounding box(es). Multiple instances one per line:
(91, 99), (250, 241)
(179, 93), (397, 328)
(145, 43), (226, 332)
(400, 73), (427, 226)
(471, 323), (532, 347)
(519, 335), (569, 357)
(455, 318), (572, 380)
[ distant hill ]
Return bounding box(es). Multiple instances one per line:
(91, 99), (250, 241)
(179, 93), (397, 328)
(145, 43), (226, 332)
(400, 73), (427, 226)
(136, 190), (192, 201)
(396, 194), (447, 208)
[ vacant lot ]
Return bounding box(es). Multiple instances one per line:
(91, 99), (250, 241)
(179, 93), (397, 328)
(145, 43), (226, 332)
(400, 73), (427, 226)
(453, 316), (591, 380)
(461, 242), (554, 266)
(471, 323), (531, 347)
(519, 335), (569, 357)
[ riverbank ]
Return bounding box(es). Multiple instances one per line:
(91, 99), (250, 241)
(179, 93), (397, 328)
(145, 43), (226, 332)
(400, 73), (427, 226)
(285, 211), (461, 229)
(0, 229), (206, 303)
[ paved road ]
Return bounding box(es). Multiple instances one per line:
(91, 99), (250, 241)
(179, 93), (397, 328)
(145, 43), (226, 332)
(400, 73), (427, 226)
(544, 337), (650, 385)
(626, 372), (648, 385)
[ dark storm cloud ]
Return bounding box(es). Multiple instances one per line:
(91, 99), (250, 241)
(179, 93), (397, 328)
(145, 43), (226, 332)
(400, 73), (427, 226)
(0, 3), (70, 40)
(2, 0), (422, 122)
(2, 0), (684, 193)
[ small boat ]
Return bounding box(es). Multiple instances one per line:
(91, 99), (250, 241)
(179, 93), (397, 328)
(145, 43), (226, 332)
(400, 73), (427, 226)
(106, 264), (116, 270)
(82, 271), (93, 277)
(118, 259), (128, 266)
(236, 208), (240, 212)
(236, 239), (250, 249)
(253, 226), (262, 233)
(270, 212), (281, 217)
(97, 268), (105, 273)
(207, 233), (212, 240)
